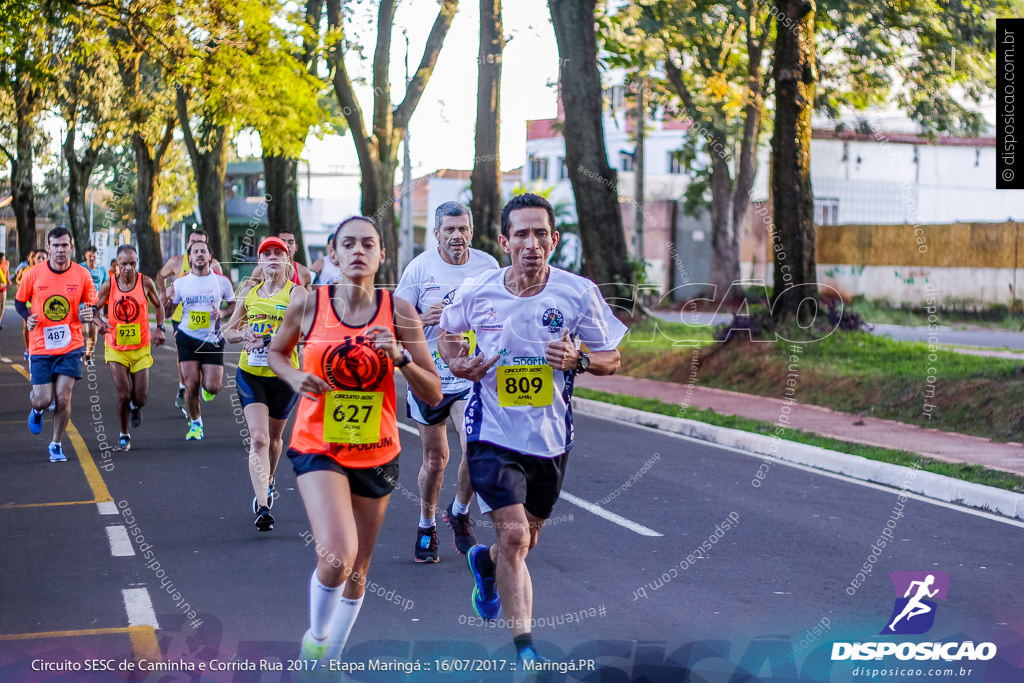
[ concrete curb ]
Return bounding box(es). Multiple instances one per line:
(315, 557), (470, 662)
(571, 397), (1024, 522)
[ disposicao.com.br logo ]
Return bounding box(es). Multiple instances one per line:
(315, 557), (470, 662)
(831, 571), (997, 662)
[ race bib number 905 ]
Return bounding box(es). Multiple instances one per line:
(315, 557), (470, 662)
(497, 365), (553, 408)
(189, 310), (211, 329)
(323, 391), (383, 444)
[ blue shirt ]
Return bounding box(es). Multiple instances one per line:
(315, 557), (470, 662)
(80, 261), (109, 288)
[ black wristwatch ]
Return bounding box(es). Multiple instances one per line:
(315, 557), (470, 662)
(394, 348), (412, 368)
(262, 334), (273, 348)
(575, 351), (591, 374)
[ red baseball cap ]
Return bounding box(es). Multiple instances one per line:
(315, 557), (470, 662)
(258, 236), (288, 255)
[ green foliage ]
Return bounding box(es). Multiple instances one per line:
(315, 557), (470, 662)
(575, 387), (1024, 493)
(817, 0), (1024, 135)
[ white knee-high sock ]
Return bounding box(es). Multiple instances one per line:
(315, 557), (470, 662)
(308, 572), (342, 640)
(324, 594), (364, 660)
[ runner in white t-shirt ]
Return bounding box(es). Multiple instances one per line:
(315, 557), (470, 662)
(395, 201), (499, 562)
(169, 240), (236, 440)
(438, 193), (626, 667)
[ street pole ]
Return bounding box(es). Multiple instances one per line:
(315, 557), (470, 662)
(400, 31), (415, 274)
(633, 72), (646, 264)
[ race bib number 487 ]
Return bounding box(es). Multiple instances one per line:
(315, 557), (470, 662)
(44, 324), (71, 351)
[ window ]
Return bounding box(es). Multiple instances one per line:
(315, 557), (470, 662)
(814, 198), (840, 225)
(529, 155), (549, 181)
(620, 151), (635, 172)
(557, 157), (568, 180)
(607, 85), (626, 112)
(668, 151), (684, 174)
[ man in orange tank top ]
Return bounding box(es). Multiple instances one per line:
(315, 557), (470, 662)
(95, 245), (166, 451)
(15, 227), (99, 463)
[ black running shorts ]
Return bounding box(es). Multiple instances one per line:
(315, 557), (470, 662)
(287, 450), (399, 499)
(236, 368), (298, 420)
(466, 440), (568, 520)
(175, 328), (225, 365)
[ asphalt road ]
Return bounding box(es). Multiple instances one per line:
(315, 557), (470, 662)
(0, 323), (1021, 683)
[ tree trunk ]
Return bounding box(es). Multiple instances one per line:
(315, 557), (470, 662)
(131, 121), (174, 278)
(327, 0), (458, 286)
(176, 88), (231, 264)
(707, 139), (740, 300)
(771, 0), (817, 321)
(469, 0), (504, 262)
(549, 0), (635, 302)
(12, 72), (38, 263)
(361, 152), (398, 284)
(194, 131), (230, 264)
(64, 123), (102, 261)
(263, 153), (306, 263)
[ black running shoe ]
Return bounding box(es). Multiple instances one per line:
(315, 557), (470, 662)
(414, 525), (439, 563)
(130, 404), (143, 428)
(255, 506), (275, 532)
(443, 501), (477, 555)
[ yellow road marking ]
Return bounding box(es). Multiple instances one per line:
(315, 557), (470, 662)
(0, 626), (161, 663)
(1, 500), (100, 509)
(7, 361), (113, 503)
(67, 422), (113, 503)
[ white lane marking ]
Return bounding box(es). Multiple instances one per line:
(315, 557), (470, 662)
(558, 491), (663, 537)
(1, 357), (11, 363)
(122, 588), (160, 628)
(106, 525), (136, 556)
(394, 419), (662, 536)
(225, 361), (238, 368)
(97, 501), (119, 515)
(577, 412), (1024, 530)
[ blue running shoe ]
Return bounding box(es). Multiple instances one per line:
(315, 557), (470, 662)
(28, 409), (43, 434)
(467, 544), (500, 619)
(48, 442), (66, 463)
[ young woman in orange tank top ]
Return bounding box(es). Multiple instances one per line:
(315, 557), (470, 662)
(268, 216), (442, 663)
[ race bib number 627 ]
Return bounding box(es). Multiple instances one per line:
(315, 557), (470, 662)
(323, 391), (383, 444)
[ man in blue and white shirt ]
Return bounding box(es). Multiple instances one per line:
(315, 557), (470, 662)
(438, 193), (625, 666)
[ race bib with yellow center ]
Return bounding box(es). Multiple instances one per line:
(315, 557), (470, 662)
(323, 391), (384, 444)
(462, 330), (477, 356)
(116, 323), (141, 346)
(497, 365), (553, 408)
(189, 310), (211, 329)
(43, 324), (71, 351)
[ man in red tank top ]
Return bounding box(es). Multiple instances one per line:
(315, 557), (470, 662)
(95, 245), (166, 451)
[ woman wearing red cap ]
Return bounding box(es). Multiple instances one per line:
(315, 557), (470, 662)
(224, 236), (301, 531)
(269, 216), (442, 663)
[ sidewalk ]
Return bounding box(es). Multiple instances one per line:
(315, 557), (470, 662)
(576, 374), (1024, 477)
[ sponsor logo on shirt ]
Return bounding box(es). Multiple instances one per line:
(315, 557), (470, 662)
(542, 307), (564, 333)
(512, 356), (546, 366)
(113, 295), (140, 323)
(43, 295), (71, 322)
(321, 335), (390, 392)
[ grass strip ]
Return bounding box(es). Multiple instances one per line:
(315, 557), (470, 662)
(575, 387), (1024, 494)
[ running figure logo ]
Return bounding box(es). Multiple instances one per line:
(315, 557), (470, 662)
(881, 571), (949, 635)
